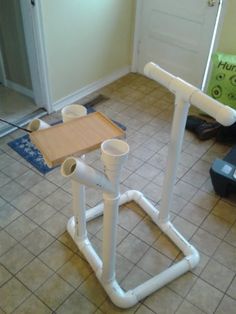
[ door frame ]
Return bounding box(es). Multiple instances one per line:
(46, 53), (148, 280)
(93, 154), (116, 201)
(20, 0), (53, 112)
(132, 0), (228, 90)
(0, 46), (7, 86)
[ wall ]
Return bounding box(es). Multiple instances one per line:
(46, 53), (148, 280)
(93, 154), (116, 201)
(40, 0), (135, 103)
(0, 0), (32, 88)
(218, 0), (236, 54)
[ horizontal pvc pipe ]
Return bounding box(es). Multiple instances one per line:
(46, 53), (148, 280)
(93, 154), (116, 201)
(144, 62), (236, 126)
(27, 118), (50, 131)
(61, 157), (113, 193)
(132, 258), (192, 301)
(158, 221), (200, 268)
(190, 90), (236, 126)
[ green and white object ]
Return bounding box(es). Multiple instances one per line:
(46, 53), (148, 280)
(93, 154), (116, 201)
(207, 52), (236, 109)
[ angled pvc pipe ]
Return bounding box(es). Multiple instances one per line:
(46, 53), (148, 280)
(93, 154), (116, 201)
(61, 157), (113, 193)
(27, 118), (50, 131)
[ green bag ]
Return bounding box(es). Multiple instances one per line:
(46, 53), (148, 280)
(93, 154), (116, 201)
(207, 52), (236, 109)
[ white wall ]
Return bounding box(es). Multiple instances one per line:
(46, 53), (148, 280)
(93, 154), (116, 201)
(40, 0), (135, 103)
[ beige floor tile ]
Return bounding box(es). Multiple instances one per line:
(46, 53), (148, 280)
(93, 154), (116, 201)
(117, 234), (149, 263)
(46, 168), (69, 186)
(115, 253), (135, 282)
(1, 161), (28, 179)
(21, 227), (55, 255)
(0, 180), (25, 202)
(180, 202), (208, 226)
(16, 257), (54, 291)
(175, 300), (204, 314)
(173, 181), (198, 201)
(173, 216), (198, 240)
(135, 163), (161, 181)
(118, 206), (144, 232)
(96, 225), (128, 246)
(138, 247), (172, 276)
(25, 201), (57, 225)
(225, 221), (236, 247)
(57, 254), (92, 288)
(58, 232), (79, 253)
(100, 298), (140, 314)
(0, 264), (12, 286)
(227, 276), (236, 299)
(121, 265), (151, 291)
(124, 155), (144, 172)
(10, 190), (40, 213)
(44, 188), (71, 210)
(191, 190), (219, 211)
(132, 217), (161, 245)
(186, 278), (223, 313)
(142, 182), (163, 203)
(168, 272), (197, 298)
(0, 277), (31, 313)
(0, 171), (11, 187)
(57, 290), (96, 314)
(124, 173), (149, 191)
(201, 214), (232, 239)
(135, 305), (155, 314)
(0, 230), (17, 256)
(201, 259), (234, 292)
(78, 273), (107, 307)
(5, 215), (37, 241)
(38, 240), (73, 271)
(212, 200), (236, 224)
(0, 202), (21, 228)
(215, 295), (236, 314)
(0, 243), (34, 274)
(144, 286), (183, 314)
(41, 212), (67, 237)
(153, 234), (180, 260)
(15, 169), (43, 189)
(182, 169), (208, 189)
(13, 294), (51, 314)
(30, 180), (58, 199)
(213, 241), (236, 272)
(191, 228), (221, 256)
(35, 273), (74, 311)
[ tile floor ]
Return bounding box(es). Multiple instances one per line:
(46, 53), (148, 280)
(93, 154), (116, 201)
(0, 73), (236, 313)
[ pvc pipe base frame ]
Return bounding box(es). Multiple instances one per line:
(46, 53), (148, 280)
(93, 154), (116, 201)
(67, 189), (199, 309)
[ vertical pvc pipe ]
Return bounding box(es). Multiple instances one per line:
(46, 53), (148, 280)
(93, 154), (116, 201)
(71, 180), (87, 240)
(100, 139), (129, 284)
(158, 97), (190, 223)
(62, 104), (87, 239)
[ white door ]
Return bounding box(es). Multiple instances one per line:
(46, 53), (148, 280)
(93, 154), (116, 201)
(135, 0), (222, 87)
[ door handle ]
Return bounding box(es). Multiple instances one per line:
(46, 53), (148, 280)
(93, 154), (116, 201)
(208, 0), (216, 6)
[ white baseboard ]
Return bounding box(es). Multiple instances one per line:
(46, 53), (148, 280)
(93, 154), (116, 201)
(53, 66), (131, 112)
(6, 80), (34, 99)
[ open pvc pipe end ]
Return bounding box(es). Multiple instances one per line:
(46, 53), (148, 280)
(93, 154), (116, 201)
(61, 157), (77, 177)
(101, 139), (129, 158)
(28, 119), (41, 132)
(28, 119), (50, 132)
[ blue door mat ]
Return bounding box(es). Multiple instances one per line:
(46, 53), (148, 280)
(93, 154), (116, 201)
(8, 96), (126, 175)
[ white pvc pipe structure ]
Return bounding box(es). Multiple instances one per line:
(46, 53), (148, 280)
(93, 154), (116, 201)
(60, 62), (236, 309)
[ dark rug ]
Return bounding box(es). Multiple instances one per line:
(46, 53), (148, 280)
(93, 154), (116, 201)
(8, 95), (126, 174)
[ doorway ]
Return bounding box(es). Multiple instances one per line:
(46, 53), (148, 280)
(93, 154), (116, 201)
(133, 0), (225, 88)
(0, 0), (49, 137)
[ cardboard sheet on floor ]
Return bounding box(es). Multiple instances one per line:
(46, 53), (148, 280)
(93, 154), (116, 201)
(30, 112), (125, 168)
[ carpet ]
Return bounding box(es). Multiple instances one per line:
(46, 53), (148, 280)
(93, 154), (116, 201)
(8, 95), (126, 174)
